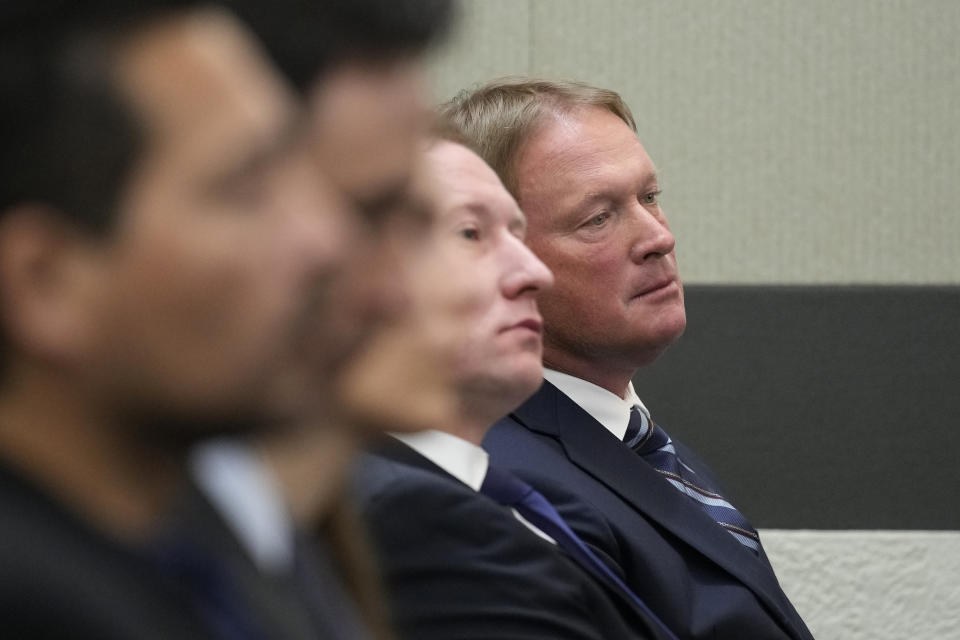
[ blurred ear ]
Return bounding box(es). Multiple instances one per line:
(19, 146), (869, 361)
(0, 206), (106, 365)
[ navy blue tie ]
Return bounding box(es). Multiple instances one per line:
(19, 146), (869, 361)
(480, 464), (678, 640)
(624, 406), (761, 552)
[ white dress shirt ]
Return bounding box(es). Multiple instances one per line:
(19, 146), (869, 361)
(543, 368), (651, 440)
(190, 439), (296, 574)
(392, 430), (489, 491)
(392, 430), (556, 544)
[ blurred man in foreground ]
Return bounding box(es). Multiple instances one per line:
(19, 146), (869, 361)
(352, 133), (677, 639)
(190, 2), (457, 636)
(0, 2), (356, 636)
(444, 78), (813, 640)
(230, 0), (458, 420)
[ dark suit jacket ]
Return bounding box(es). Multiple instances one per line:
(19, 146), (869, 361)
(0, 461), (212, 639)
(176, 477), (372, 640)
(354, 438), (670, 639)
(484, 381), (814, 640)
(0, 458), (366, 640)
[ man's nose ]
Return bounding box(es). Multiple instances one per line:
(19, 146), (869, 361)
(283, 156), (361, 274)
(628, 204), (675, 263)
(502, 235), (554, 299)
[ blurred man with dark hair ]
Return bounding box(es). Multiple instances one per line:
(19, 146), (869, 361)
(185, 2), (459, 637)
(0, 2), (367, 637)
(226, 0), (458, 414)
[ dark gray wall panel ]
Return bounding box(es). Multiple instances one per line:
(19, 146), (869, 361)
(633, 285), (960, 529)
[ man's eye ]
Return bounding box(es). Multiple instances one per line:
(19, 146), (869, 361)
(460, 227), (480, 240)
(640, 191), (661, 205)
(587, 213), (609, 227)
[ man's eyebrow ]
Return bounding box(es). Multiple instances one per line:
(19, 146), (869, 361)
(403, 193), (435, 231)
(458, 200), (527, 236)
(215, 115), (306, 187)
(645, 168), (662, 188)
(509, 209), (528, 234)
(351, 176), (411, 220)
(454, 201), (497, 226)
(570, 168), (661, 212)
(571, 190), (615, 212)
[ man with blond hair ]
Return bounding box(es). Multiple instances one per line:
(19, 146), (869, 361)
(442, 79), (813, 640)
(353, 131), (677, 639)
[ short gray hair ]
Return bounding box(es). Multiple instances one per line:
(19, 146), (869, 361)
(439, 77), (636, 196)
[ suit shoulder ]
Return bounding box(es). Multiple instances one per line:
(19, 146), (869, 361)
(356, 461), (632, 639)
(485, 414), (563, 457)
(353, 452), (481, 514)
(355, 455), (525, 543)
(0, 471), (207, 639)
(351, 452), (411, 504)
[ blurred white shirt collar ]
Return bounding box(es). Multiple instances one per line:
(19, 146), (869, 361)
(190, 439), (294, 573)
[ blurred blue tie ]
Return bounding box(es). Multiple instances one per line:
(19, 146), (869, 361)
(624, 406), (761, 552)
(481, 464), (678, 640)
(148, 536), (265, 640)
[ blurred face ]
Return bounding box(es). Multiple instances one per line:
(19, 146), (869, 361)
(515, 106), (686, 385)
(307, 56), (434, 362)
(425, 142), (554, 415)
(81, 10), (352, 432)
(311, 56), (428, 215)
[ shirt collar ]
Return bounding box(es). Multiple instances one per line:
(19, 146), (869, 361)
(391, 430), (489, 491)
(189, 439), (295, 574)
(543, 368), (650, 440)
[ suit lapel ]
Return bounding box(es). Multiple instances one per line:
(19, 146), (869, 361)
(513, 381), (802, 637)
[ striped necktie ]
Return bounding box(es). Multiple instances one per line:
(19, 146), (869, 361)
(480, 465), (679, 640)
(623, 406), (762, 552)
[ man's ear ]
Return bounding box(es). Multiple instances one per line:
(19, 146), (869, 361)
(0, 206), (107, 365)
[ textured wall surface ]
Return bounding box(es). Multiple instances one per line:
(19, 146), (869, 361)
(428, 0), (960, 284)
(762, 530), (960, 640)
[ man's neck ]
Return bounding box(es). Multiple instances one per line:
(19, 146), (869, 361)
(259, 425), (355, 528)
(439, 414), (487, 447)
(542, 352), (635, 399)
(0, 370), (182, 541)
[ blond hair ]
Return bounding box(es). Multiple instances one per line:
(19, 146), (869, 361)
(438, 77), (636, 196)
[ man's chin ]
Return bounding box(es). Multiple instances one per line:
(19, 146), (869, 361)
(500, 363), (546, 407)
(126, 407), (294, 452)
(636, 304), (686, 344)
(626, 332), (685, 369)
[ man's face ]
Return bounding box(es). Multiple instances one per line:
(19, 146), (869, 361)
(310, 57), (428, 216)
(423, 141), (554, 411)
(82, 10), (351, 431)
(305, 57), (435, 394)
(515, 106), (686, 378)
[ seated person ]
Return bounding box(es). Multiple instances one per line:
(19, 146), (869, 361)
(444, 78), (812, 640)
(0, 2), (357, 636)
(348, 129), (677, 640)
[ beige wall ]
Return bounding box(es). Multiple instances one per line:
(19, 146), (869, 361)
(427, 0), (960, 284)
(762, 530), (960, 640)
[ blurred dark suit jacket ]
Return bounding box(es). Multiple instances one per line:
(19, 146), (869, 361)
(0, 460), (212, 639)
(0, 458), (366, 639)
